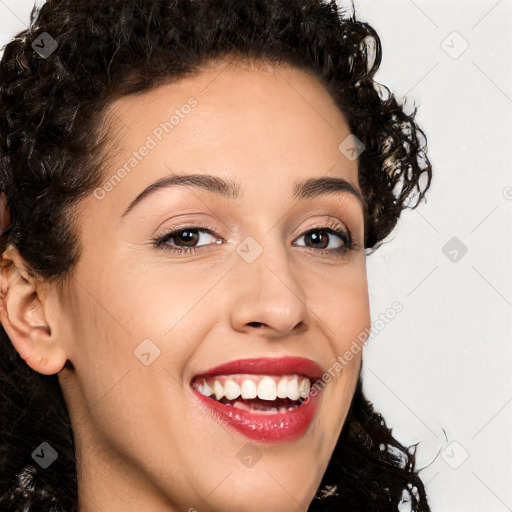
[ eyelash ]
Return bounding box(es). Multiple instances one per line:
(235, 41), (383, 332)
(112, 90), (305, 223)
(153, 219), (359, 257)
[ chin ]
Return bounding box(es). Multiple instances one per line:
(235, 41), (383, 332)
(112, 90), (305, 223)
(155, 444), (323, 512)
(201, 478), (318, 512)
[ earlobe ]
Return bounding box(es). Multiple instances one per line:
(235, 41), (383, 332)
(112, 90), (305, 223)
(0, 245), (67, 376)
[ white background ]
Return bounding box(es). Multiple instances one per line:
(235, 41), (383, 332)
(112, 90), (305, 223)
(1, 0), (511, 510)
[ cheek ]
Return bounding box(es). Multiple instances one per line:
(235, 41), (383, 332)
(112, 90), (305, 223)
(331, 288), (371, 355)
(61, 265), (172, 399)
(295, 259), (369, 442)
(60, 281), (199, 477)
(326, 270), (369, 395)
(306, 258), (371, 352)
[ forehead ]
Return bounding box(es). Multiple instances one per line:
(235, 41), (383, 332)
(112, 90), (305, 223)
(97, 58), (361, 212)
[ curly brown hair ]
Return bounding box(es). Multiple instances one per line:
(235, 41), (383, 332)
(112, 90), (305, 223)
(0, 0), (433, 510)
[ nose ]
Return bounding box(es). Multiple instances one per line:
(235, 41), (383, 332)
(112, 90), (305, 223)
(228, 240), (309, 339)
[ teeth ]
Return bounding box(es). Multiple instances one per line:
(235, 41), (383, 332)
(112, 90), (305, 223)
(299, 378), (311, 399)
(224, 378), (241, 400)
(213, 380), (224, 400)
(201, 380), (212, 397)
(287, 376), (300, 400)
(240, 379), (257, 399)
(276, 377), (288, 398)
(232, 401), (296, 414)
(195, 374), (313, 402)
(257, 376), (277, 400)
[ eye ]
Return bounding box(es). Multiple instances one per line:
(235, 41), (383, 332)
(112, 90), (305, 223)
(153, 222), (359, 257)
(153, 227), (221, 255)
(293, 226), (356, 256)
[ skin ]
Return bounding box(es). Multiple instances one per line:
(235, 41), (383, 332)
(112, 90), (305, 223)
(0, 57), (371, 512)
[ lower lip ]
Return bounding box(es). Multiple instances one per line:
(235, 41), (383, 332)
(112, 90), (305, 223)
(191, 387), (321, 443)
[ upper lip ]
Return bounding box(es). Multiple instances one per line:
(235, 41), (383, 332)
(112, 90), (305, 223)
(191, 356), (324, 383)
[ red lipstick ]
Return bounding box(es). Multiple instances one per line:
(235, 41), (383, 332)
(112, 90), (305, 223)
(190, 356), (324, 443)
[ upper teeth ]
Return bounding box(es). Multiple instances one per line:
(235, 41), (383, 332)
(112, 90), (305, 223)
(193, 374), (312, 401)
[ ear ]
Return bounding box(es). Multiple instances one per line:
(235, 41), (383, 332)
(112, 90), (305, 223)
(0, 244), (67, 375)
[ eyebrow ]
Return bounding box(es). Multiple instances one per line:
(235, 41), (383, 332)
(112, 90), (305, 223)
(120, 172), (365, 219)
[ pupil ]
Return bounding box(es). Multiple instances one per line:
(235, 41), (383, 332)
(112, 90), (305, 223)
(308, 230), (327, 249)
(177, 230), (198, 246)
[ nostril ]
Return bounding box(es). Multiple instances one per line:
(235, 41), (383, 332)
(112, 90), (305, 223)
(248, 322), (264, 328)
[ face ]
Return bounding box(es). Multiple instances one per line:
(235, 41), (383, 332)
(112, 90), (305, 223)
(54, 58), (371, 512)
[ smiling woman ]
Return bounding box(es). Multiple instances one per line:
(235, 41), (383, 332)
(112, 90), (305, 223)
(0, 1), (432, 511)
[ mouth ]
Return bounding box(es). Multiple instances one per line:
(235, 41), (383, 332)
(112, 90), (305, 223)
(190, 356), (324, 443)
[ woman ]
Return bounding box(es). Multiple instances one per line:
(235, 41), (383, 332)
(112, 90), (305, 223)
(0, 0), (433, 510)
